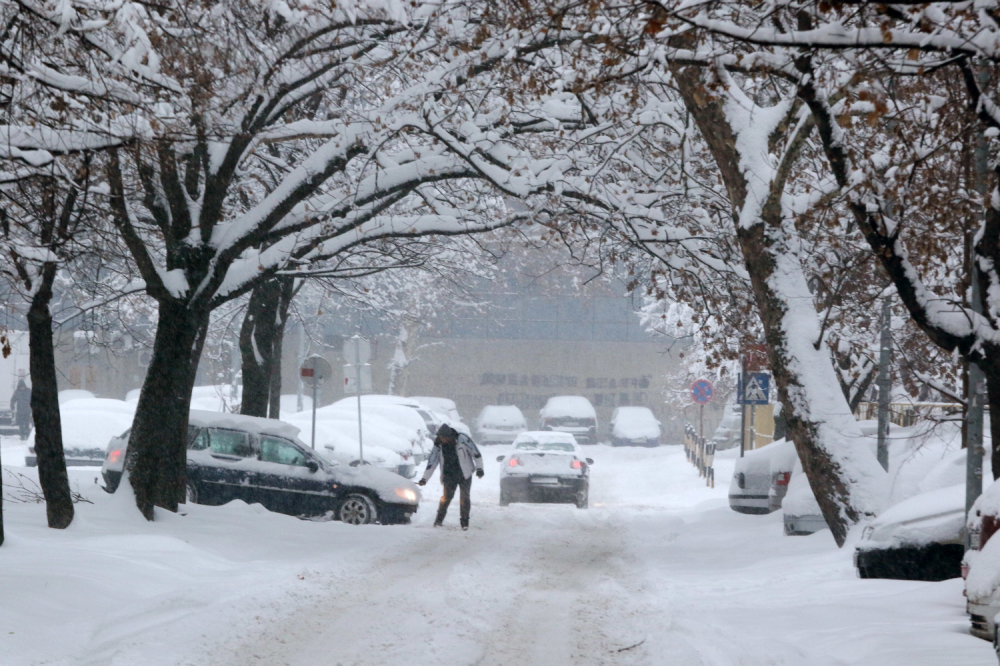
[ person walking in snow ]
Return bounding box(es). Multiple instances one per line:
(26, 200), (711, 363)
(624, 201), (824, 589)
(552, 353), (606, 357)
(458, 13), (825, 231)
(418, 423), (484, 530)
(10, 379), (32, 440)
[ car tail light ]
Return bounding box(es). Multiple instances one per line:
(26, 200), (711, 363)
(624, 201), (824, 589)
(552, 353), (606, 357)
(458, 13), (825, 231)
(108, 449), (123, 464)
(509, 457), (520, 467)
(570, 459), (582, 469)
(961, 563), (970, 580)
(774, 472), (791, 486)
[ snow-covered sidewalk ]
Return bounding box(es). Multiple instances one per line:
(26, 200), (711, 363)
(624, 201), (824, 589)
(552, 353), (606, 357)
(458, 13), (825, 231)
(1, 442), (993, 665)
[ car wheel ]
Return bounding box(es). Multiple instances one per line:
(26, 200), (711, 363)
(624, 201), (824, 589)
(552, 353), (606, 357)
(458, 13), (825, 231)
(185, 481), (199, 505)
(338, 493), (377, 525)
(576, 491), (588, 509)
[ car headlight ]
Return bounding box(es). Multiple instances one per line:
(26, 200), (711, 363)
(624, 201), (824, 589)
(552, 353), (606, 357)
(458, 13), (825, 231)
(395, 487), (417, 502)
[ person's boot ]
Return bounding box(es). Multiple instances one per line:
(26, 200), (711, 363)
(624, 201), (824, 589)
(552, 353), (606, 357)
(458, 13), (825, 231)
(433, 520), (443, 527)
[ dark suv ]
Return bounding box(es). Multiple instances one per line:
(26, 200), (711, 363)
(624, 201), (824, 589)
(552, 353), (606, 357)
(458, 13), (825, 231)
(101, 410), (420, 525)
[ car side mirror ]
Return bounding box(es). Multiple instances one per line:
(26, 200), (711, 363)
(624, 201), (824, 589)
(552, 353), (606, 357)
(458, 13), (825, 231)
(496, 455), (505, 462)
(306, 460), (319, 473)
(586, 458), (594, 465)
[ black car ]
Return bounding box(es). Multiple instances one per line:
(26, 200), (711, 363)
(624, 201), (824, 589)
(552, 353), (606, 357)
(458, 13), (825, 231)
(101, 410), (420, 525)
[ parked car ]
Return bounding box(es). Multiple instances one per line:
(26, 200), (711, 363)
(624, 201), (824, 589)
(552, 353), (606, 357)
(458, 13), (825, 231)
(729, 440), (794, 515)
(326, 397), (433, 461)
(411, 397), (463, 424)
(474, 405), (528, 446)
(101, 410), (420, 525)
(538, 396), (598, 444)
(27, 398), (135, 467)
(781, 466), (827, 535)
(609, 406), (661, 447)
(963, 476), (1000, 644)
(284, 410), (418, 478)
(496, 431), (592, 508)
(854, 483), (965, 581)
(710, 399), (743, 451)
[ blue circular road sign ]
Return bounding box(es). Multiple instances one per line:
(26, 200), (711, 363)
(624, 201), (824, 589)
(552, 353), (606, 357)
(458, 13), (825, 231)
(691, 379), (714, 405)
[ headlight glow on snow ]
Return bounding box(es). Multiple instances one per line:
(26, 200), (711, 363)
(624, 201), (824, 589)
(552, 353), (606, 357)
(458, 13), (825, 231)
(395, 488), (417, 502)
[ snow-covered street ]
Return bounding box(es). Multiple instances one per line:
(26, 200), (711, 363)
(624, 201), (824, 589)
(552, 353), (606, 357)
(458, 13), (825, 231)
(1, 440), (993, 665)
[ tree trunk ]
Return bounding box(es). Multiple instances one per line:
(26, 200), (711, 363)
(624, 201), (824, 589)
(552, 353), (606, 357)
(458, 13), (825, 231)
(240, 277), (294, 419)
(27, 263), (74, 529)
(127, 300), (210, 519)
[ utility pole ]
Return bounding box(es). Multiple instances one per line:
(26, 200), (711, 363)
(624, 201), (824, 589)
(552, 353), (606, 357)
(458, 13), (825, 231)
(876, 297), (892, 471)
(967, 68), (989, 524)
(296, 322), (306, 413)
(739, 354), (748, 458)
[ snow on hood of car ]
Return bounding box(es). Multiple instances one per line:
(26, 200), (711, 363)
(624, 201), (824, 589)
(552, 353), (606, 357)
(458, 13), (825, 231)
(330, 463), (420, 503)
(188, 410), (301, 440)
(539, 396), (596, 419)
(858, 483), (965, 550)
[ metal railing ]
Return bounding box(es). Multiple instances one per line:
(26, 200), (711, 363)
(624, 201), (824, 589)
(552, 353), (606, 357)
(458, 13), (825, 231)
(684, 424), (715, 488)
(853, 402), (964, 427)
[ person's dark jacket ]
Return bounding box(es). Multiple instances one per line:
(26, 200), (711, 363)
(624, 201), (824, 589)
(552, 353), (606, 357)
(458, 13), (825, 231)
(10, 381), (31, 423)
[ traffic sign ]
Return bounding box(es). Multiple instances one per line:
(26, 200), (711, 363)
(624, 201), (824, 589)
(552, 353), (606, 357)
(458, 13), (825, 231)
(691, 379), (714, 404)
(739, 372), (770, 405)
(343, 363), (372, 394)
(343, 336), (371, 364)
(300, 355), (332, 389)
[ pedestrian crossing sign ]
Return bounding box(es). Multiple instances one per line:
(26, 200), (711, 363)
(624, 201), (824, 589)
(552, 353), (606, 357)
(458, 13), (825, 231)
(739, 373), (770, 405)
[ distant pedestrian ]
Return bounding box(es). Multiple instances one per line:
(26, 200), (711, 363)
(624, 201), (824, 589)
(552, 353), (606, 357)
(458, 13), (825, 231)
(418, 424), (484, 530)
(10, 379), (31, 440)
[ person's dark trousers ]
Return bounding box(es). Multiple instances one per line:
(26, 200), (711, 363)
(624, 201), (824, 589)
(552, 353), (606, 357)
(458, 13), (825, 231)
(18, 420), (29, 440)
(435, 474), (472, 527)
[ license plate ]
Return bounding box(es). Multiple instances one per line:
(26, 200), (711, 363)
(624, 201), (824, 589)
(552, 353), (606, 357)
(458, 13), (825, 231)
(530, 477), (560, 485)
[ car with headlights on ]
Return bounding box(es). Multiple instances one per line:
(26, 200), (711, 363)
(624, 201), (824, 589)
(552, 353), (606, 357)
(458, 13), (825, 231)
(101, 410), (420, 525)
(496, 431), (592, 508)
(538, 396), (598, 444)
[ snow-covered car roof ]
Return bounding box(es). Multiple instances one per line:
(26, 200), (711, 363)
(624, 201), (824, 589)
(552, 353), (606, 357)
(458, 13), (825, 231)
(539, 396), (596, 419)
(859, 483), (966, 550)
(512, 431), (579, 449)
(188, 410), (301, 441)
(782, 471), (823, 517)
(58, 389), (96, 404)
(610, 407), (660, 437)
(477, 405), (526, 426)
(411, 397), (462, 422)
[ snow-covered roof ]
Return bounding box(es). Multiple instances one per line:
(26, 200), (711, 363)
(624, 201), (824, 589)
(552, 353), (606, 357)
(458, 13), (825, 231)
(188, 410), (301, 440)
(512, 431), (579, 447)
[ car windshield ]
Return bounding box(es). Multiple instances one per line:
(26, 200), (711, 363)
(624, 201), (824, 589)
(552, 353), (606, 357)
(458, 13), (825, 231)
(515, 439), (575, 452)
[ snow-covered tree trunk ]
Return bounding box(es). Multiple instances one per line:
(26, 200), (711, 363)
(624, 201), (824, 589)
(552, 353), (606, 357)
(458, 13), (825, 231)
(670, 57), (886, 545)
